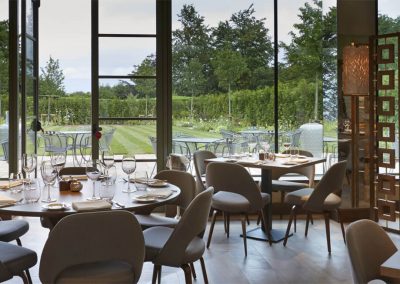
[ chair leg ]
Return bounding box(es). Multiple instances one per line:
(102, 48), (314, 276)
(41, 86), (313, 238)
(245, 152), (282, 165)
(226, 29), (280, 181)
(305, 212), (311, 237)
(283, 205), (297, 247)
(223, 212), (227, 233)
(207, 210), (218, 249)
(260, 209), (273, 246)
(256, 211), (262, 225)
(158, 266), (162, 284)
(16, 238), (32, 284)
(294, 213), (297, 233)
(181, 263), (193, 284)
(152, 264), (161, 284)
(241, 215), (247, 257)
(17, 272), (30, 284)
(324, 212), (331, 254)
(226, 213), (230, 238)
(189, 262), (196, 279)
(310, 214), (314, 225)
(245, 213), (250, 225)
(337, 209), (346, 244)
(199, 257), (209, 284)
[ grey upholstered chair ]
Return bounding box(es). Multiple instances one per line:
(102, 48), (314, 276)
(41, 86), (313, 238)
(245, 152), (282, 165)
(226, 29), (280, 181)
(136, 170), (196, 229)
(346, 219), (398, 284)
(39, 211), (145, 284)
(143, 187), (213, 284)
(0, 241), (37, 284)
(283, 160), (347, 254)
(193, 150), (216, 194)
(0, 219), (34, 283)
(206, 162), (272, 256)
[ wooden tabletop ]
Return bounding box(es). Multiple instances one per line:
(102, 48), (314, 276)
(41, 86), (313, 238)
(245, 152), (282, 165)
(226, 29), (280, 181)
(0, 180), (180, 218)
(381, 250), (400, 279)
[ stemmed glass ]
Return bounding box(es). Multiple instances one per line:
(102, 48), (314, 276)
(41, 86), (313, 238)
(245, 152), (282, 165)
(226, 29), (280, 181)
(85, 159), (101, 200)
(40, 161), (58, 203)
(101, 150), (115, 175)
(122, 155), (136, 193)
(282, 142), (291, 154)
(51, 152), (66, 181)
(22, 153), (37, 181)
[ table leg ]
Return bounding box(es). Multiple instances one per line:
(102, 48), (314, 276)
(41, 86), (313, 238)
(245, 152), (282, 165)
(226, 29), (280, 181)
(243, 168), (292, 243)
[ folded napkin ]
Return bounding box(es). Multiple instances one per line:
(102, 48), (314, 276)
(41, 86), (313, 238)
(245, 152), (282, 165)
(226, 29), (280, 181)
(0, 194), (17, 206)
(275, 153), (290, 158)
(145, 189), (173, 199)
(0, 180), (23, 190)
(72, 200), (112, 212)
(131, 178), (165, 185)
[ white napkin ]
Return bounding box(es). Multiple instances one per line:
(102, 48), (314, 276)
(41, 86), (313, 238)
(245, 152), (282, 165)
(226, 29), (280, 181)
(145, 189), (173, 199)
(0, 194), (17, 205)
(0, 180), (23, 190)
(72, 200), (112, 212)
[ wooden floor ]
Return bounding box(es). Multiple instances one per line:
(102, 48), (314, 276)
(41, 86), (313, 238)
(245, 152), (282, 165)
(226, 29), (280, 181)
(4, 216), (400, 284)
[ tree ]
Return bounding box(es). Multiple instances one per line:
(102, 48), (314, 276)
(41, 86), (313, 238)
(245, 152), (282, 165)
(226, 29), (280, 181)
(173, 4), (211, 95)
(211, 49), (248, 119)
(378, 14), (400, 34)
(0, 20), (9, 96)
(130, 54), (156, 116)
(39, 56), (66, 98)
(212, 4), (273, 89)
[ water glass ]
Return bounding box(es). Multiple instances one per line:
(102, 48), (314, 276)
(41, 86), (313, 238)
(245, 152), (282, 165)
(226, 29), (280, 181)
(40, 161), (58, 203)
(24, 179), (41, 203)
(86, 159), (101, 200)
(122, 155), (136, 193)
(134, 172), (148, 191)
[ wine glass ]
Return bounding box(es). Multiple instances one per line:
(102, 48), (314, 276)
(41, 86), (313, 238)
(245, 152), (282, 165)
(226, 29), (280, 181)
(40, 161), (58, 203)
(22, 153), (37, 181)
(51, 152), (66, 181)
(85, 159), (101, 200)
(101, 150), (115, 174)
(122, 155), (136, 193)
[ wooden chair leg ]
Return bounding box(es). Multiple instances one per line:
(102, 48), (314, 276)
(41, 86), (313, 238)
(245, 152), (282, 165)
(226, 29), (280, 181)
(305, 212), (311, 237)
(199, 257), (209, 284)
(158, 266), (162, 284)
(152, 264), (161, 284)
(223, 212), (227, 233)
(283, 205), (297, 247)
(260, 209), (273, 246)
(324, 212), (331, 254)
(17, 272), (30, 284)
(189, 262), (196, 279)
(294, 213), (297, 233)
(207, 210), (218, 249)
(241, 215), (247, 256)
(310, 214), (314, 225)
(280, 191), (285, 219)
(245, 213), (250, 225)
(181, 264), (193, 284)
(337, 209), (346, 244)
(256, 211), (262, 225)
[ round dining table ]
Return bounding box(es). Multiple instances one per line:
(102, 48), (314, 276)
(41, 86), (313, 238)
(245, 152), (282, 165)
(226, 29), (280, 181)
(0, 180), (181, 229)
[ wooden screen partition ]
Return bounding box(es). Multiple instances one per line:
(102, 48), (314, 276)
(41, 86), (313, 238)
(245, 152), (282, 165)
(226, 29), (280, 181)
(370, 32), (400, 233)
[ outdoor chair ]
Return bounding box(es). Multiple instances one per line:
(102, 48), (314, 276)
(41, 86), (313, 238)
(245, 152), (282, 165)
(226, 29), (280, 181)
(99, 128), (116, 152)
(283, 160), (347, 254)
(39, 211), (145, 284)
(206, 162), (272, 256)
(346, 219), (397, 284)
(143, 187), (213, 284)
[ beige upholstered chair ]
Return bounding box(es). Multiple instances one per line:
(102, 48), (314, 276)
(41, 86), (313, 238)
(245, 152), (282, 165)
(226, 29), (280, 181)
(283, 160), (347, 254)
(206, 162), (272, 256)
(39, 211), (145, 284)
(193, 150), (217, 194)
(0, 241), (37, 284)
(143, 187), (213, 284)
(346, 219), (398, 284)
(136, 170), (196, 229)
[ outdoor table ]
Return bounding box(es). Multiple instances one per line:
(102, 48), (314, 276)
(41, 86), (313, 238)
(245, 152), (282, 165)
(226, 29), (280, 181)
(205, 156), (325, 243)
(173, 137), (223, 152)
(239, 129), (272, 152)
(380, 250), (400, 279)
(60, 130), (92, 165)
(0, 180), (180, 229)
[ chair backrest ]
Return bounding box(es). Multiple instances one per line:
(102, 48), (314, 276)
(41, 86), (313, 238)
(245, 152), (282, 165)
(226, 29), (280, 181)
(149, 136), (157, 154)
(154, 170), (196, 210)
(303, 160), (347, 212)
(346, 219), (397, 284)
(39, 211), (145, 284)
(153, 187), (213, 267)
(206, 162), (263, 211)
(193, 150), (217, 193)
(100, 128), (115, 151)
(166, 153), (190, 171)
(59, 167), (86, 176)
(272, 150), (315, 187)
(43, 132), (70, 153)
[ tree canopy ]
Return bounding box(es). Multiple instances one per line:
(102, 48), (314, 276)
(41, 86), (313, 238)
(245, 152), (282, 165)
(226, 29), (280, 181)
(39, 56), (66, 98)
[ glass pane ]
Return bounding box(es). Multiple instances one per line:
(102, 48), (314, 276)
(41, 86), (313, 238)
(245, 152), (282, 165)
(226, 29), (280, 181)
(99, 37), (156, 76)
(0, 0), (9, 178)
(26, 0), (33, 36)
(99, 0), (156, 34)
(378, 0), (400, 35)
(172, 1), (274, 159)
(99, 79), (156, 118)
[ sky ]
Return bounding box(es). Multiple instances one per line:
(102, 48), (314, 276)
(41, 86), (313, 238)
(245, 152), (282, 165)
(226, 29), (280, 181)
(0, 0), (399, 93)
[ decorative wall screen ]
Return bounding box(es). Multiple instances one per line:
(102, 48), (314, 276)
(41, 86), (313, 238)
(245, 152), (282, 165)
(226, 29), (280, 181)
(371, 33), (400, 232)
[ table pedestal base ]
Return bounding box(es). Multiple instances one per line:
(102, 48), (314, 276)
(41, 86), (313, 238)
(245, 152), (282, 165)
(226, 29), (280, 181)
(241, 227), (292, 243)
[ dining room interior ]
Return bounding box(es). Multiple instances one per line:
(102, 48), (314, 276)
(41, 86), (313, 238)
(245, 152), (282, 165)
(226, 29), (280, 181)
(0, 0), (400, 283)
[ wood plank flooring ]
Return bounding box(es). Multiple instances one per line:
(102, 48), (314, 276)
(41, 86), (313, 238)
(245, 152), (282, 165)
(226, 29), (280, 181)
(5, 216), (400, 284)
